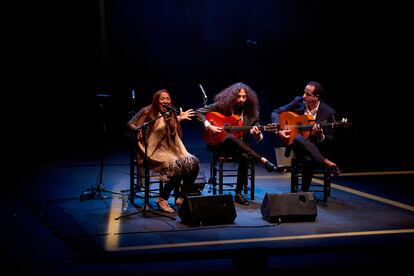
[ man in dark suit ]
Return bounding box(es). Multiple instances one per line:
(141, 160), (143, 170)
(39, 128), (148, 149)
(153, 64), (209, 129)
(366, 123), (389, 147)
(271, 81), (340, 192)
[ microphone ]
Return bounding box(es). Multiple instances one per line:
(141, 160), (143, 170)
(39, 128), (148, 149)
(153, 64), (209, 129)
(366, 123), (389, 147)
(131, 89), (136, 105)
(199, 84), (208, 103)
(165, 105), (179, 113)
(246, 39), (258, 45)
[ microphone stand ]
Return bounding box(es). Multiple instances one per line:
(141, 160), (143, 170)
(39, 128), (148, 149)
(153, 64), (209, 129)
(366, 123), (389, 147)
(199, 84), (208, 107)
(115, 111), (176, 220)
(79, 94), (122, 201)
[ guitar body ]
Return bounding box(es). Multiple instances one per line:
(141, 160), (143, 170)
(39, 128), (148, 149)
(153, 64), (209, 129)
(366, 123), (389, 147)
(203, 112), (244, 145)
(279, 111), (315, 146)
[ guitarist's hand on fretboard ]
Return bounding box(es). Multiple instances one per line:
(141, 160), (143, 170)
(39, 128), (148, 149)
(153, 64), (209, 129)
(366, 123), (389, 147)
(207, 124), (223, 134)
(311, 124), (324, 139)
(250, 126), (262, 140)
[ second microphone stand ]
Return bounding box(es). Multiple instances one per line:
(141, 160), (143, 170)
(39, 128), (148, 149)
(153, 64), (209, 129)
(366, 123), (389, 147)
(115, 111), (176, 220)
(80, 94), (121, 201)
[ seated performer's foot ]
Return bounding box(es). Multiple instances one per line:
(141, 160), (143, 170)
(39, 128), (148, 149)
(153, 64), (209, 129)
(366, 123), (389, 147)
(234, 194), (249, 206)
(156, 198), (174, 213)
(264, 161), (277, 172)
(323, 158), (341, 176)
(175, 197), (184, 206)
(331, 166), (341, 176)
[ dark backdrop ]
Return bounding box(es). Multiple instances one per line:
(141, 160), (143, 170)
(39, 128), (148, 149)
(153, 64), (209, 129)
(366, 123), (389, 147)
(7, 0), (414, 179)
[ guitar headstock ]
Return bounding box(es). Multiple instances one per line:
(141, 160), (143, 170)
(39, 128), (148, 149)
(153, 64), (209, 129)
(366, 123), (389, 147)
(262, 123), (279, 132)
(336, 118), (351, 128)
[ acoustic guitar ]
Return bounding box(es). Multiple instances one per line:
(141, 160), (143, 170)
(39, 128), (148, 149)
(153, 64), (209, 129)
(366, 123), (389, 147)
(278, 111), (349, 146)
(203, 111), (278, 145)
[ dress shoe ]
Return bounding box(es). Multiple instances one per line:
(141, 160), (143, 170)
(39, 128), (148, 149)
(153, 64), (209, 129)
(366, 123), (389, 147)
(331, 166), (341, 177)
(234, 194), (249, 206)
(323, 158), (340, 176)
(156, 198), (174, 213)
(264, 161), (277, 172)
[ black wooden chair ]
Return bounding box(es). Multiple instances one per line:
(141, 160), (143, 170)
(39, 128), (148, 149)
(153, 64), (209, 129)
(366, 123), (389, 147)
(275, 146), (332, 202)
(208, 149), (256, 200)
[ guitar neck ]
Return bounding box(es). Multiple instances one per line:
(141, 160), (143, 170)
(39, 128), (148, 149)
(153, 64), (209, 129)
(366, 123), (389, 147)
(223, 125), (276, 132)
(287, 122), (338, 130)
(223, 125), (253, 131)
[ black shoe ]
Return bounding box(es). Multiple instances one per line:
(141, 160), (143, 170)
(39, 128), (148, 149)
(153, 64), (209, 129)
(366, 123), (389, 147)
(234, 194), (249, 206)
(264, 161), (276, 172)
(331, 166), (341, 177)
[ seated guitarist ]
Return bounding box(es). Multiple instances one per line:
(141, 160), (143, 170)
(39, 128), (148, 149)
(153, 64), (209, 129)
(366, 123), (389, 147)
(271, 81), (340, 192)
(196, 82), (276, 206)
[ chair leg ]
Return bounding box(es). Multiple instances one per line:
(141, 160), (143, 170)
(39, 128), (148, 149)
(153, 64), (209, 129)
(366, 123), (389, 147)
(243, 162), (248, 195)
(323, 167), (331, 202)
(219, 158), (224, 195)
(291, 160), (299, 193)
(250, 159), (255, 200)
(130, 157), (135, 192)
(209, 152), (217, 195)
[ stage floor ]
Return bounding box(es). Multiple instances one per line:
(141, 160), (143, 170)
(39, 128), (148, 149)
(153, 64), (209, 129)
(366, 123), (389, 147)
(5, 145), (414, 274)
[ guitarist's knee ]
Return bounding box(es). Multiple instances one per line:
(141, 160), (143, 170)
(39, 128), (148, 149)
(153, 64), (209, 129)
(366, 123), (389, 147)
(223, 135), (237, 143)
(238, 152), (249, 162)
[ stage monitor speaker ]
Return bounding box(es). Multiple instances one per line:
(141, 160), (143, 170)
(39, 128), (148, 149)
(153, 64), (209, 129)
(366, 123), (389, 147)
(260, 192), (317, 223)
(178, 194), (237, 226)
